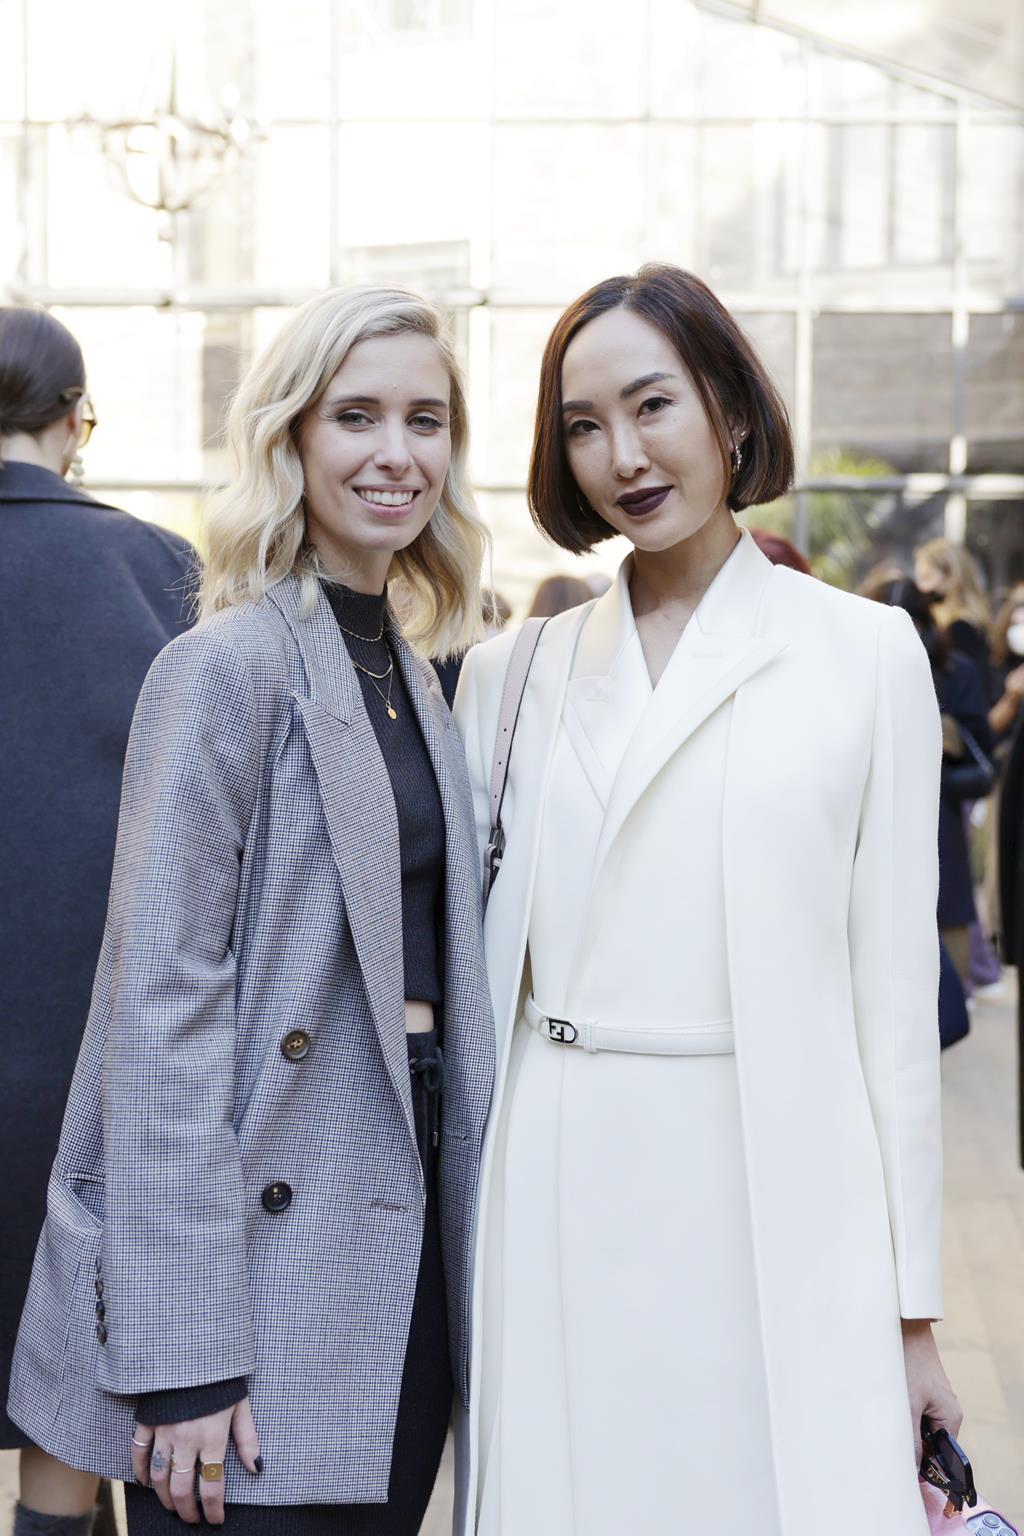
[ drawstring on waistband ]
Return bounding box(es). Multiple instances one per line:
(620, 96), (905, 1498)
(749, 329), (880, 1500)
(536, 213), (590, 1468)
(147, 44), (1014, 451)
(408, 1031), (444, 1158)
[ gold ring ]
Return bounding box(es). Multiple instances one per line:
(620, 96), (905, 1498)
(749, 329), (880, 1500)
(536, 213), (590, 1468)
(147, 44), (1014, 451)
(169, 1457), (195, 1474)
(201, 1462), (225, 1482)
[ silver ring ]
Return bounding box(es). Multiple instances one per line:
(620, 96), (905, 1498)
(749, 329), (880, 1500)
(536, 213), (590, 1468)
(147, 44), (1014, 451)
(131, 1435), (151, 1448)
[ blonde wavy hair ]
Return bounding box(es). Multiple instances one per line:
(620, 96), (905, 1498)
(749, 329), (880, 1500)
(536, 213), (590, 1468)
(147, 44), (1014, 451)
(915, 536), (992, 638)
(199, 286), (488, 658)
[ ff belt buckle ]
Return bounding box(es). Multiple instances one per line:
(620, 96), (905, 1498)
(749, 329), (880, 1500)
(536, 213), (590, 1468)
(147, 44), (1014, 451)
(545, 1016), (578, 1045)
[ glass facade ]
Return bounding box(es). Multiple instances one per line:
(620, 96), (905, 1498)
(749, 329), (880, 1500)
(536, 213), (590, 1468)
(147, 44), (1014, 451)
(2, 0), (1022, 606)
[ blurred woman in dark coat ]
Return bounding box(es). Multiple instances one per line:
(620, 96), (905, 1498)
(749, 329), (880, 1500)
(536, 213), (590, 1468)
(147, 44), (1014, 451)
(997, 715), (1024, 1165)
(873, 578), (994, 986)
(0, 306), (192, 1535)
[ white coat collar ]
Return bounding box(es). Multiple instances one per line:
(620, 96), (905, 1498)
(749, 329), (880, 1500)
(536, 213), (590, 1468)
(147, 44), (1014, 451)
(585, 528), (787, 877)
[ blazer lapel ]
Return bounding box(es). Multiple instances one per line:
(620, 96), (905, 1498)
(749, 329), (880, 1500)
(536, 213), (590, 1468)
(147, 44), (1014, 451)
(389, 627), (496, 1127)
(268, 578), (413, 1144)
(592, 532), (785, 880)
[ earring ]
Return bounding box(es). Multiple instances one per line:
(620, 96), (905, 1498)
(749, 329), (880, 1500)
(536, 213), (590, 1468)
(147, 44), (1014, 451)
(731, 441), (743, 474)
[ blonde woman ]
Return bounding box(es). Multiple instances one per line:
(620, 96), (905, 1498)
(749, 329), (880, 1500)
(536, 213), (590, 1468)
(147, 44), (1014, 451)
(9, 287), (495, 1534)
(914, 536), (993, 685)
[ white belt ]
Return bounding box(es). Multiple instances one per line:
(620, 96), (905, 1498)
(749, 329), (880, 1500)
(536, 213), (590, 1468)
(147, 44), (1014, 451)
(524, 996), (735, 1056)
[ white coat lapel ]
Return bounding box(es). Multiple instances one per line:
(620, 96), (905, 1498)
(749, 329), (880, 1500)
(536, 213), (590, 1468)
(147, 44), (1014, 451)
(563, 573), (650, 807)
(267, 578), (414, 1146)
(592, 532), (785, 880)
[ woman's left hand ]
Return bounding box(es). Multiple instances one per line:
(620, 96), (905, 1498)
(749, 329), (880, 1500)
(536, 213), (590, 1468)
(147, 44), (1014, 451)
(902, 1318), (963, 1467)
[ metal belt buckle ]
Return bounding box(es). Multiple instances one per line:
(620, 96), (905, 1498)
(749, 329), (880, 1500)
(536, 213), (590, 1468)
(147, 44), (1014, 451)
(545, 1017), (578, 1045)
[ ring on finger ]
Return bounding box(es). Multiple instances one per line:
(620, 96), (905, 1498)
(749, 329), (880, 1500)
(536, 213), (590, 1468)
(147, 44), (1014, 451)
(131, 1435), (151, 1448)
(200, 1462), (225, 1482)
(170, 1457), (196, 1474)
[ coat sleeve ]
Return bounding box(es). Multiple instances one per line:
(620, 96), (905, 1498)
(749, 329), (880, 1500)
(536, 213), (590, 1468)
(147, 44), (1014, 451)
(452, 642), (496, 861)
(94, 625), (264, 1395)
(848, 605), (944, 1320)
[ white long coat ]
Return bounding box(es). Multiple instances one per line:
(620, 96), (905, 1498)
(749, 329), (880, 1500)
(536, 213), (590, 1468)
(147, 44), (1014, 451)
(452, 532), (943, 1536)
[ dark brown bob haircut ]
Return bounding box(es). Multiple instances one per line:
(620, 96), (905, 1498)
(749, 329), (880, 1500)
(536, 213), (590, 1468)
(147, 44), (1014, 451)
(528, 263), (795, 554)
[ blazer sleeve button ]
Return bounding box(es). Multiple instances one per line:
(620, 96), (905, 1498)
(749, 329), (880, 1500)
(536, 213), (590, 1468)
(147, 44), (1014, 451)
(261, 1182), (292, 1213)
(280, 1030), (311, 1061)
(95, 1323), (108, 1344)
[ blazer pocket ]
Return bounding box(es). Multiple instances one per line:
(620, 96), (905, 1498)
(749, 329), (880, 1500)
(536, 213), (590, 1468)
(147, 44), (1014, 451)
(18, 1175), (106, 1396)
(67, 1174), (106, 1226)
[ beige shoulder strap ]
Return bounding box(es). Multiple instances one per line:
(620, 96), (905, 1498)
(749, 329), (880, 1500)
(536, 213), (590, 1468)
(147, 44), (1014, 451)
(482, 618), (548, 910)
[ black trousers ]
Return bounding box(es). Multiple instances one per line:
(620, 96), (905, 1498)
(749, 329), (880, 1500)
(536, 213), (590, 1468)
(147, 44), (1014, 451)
(125, 1033), (451, 1535)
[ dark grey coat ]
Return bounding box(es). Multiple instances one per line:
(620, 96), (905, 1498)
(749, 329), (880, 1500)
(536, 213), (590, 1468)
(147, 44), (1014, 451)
(0, 460), (192, 1448)
(8, 575), (495, 1506)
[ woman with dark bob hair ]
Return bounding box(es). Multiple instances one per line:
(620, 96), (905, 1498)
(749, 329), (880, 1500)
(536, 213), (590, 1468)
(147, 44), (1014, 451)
(452, 265), (959, 1536)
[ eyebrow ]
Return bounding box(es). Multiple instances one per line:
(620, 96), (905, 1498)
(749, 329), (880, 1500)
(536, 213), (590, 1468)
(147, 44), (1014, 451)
(325, 394), (449, 409)
(561, 372), (677, 414)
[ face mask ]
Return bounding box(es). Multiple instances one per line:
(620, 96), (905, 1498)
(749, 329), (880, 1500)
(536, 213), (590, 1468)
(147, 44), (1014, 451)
(1007, 623), (1024, 657)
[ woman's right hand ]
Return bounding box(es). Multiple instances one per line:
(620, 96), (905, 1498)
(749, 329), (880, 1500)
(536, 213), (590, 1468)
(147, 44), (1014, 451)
(131, 1397), (262, 1525)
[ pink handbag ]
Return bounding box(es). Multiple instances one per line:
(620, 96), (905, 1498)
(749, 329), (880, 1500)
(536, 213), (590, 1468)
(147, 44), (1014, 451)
(921, 1481), (1019, 1533)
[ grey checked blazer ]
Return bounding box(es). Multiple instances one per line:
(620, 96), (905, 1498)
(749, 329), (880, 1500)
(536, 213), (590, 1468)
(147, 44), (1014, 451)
(7, 576), (495, 1506)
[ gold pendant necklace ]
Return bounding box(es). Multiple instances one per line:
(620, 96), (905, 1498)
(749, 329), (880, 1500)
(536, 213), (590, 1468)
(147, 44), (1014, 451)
(352, 657), (398, 721)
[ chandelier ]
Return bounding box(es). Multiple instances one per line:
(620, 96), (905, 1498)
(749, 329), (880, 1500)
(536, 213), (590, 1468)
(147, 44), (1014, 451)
(79, 51), (262, 228)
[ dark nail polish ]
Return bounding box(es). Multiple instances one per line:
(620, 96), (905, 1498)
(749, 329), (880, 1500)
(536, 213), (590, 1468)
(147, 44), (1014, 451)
(254, 1455), (264, 1474)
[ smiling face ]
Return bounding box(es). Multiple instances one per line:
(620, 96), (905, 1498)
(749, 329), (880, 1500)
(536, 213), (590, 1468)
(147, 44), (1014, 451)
(561, 306), (739, 554)
(298, 330), (452, 591)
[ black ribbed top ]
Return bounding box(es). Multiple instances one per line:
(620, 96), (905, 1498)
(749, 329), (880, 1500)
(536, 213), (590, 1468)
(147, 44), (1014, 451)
(323, 581), (446, 1007)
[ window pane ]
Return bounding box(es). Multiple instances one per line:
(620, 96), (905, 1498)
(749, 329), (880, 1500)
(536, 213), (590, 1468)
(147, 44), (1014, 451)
(0, 132), (20, 281)
(738, 313), (796, 412)
(692, 123), (803, 290)
(963, 123), (1024, 299)
(248, 0), (332, 120)
(494, 0), (644, 119)
(966, 314), (1024, 473)
(891, 121), (954, 269)
(808, 54), (895, 116)
(26, 0), (158, 120)
(186, 127), (331, 289)
(341, 0), (473, 49)
(492, 124), (644, 292)
(484, 307), (559, 486)
(654, 4), (806, 120)
(41, 127), (173, 289)
(336, 122), (489, 258)
(338, 8), (486, 120)
(812, 312), (953, 471)
(810, 116), (954, 297)
(0, 0), (25, 120)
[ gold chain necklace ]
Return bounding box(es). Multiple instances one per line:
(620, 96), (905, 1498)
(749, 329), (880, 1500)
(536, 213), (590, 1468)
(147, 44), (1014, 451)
(352, 656), (398, 721)
(339, 615), (385, 643)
